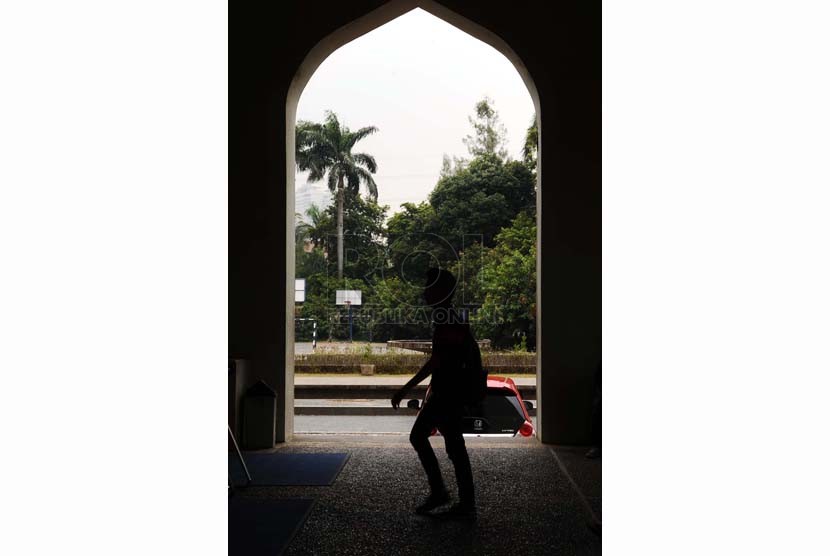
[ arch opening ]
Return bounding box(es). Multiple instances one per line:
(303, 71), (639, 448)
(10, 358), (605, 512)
(283, 0), (543, 442)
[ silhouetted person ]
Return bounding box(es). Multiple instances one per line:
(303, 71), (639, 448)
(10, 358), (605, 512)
(391, 268), (479, 519)
(586, 362), (601, 458)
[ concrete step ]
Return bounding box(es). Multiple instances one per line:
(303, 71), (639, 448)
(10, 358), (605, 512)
(294, 384), (536, 400)
(295, 406), (418, 416)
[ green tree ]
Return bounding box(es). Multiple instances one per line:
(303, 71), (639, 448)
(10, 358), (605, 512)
(475, 212), (537, 349)
(429, 153), (535, 253)
(308, 191), (388, 282)
(294, 100), (538, 347)
(522, 114), (538, 168)
(296, 247), (327, 280)
(299, 203), (325, 234)
(295, 203), (324, 255)
(295, 203), (329, 279)
(386, 201), (446, 281)
(369, 276), (430, 340)
(296, 111), (379, 278)
(439, 153), (468, 179)
(463, 96), (509, 160)
(449, 241), (488, 308)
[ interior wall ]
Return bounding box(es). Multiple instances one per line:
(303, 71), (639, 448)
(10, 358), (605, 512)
(230, 0), (600, 444)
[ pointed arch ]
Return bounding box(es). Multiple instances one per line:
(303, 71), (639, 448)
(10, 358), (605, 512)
(283, 0), (543, 441)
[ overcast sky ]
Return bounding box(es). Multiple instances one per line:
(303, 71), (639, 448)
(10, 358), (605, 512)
(296, 8), (535, 216)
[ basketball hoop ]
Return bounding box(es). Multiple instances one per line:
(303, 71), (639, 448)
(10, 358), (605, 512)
(336, 290), (360, 342)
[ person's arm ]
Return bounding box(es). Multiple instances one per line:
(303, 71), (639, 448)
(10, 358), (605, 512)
(391, 354), (438, 409)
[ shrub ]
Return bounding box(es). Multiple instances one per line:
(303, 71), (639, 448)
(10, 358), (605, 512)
(294, 351), (535, 374)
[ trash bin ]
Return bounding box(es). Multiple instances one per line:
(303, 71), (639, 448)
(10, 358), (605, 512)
(242, 380), (277, 449)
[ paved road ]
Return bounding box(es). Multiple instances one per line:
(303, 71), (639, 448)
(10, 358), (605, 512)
(295, 415), (417, 434)
(294, 414), (537, 434)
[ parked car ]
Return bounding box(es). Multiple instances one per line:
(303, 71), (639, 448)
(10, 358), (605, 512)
(407, 376), (535, 437)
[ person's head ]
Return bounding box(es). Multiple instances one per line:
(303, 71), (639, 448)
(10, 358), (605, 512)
(423, 267), (456, 308)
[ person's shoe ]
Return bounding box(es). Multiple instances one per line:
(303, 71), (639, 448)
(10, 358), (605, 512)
(585, 446), (601, 459)
(415, 490), (450, 514)
(437, 502), (477, 520)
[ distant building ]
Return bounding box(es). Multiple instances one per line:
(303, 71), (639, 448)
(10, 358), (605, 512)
(295, 180), (332, 219)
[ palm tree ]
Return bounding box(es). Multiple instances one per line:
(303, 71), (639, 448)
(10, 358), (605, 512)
(295, 203), (331, 265)
(295, 203), (324, 247)
(296, 111), (378, 279)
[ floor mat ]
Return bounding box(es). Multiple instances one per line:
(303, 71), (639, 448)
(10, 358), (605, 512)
(229, 452), (350, 486)
(229, 497), (314, 556)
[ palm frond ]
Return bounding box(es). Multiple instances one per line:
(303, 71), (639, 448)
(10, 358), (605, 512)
(353, 152), (377, 173)
(296, 111), (380, 202)
(327, 166), (339, 192)
(295, 219), (312, 242)
(354, 166), (378, 199)
(344, 126), (378, 151)
(305, 203), (323, 226)
(346, 170), (360, 192)
(323, 111), (342, 151)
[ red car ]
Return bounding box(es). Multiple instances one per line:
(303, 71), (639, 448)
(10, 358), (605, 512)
(408, 376), (535, 438)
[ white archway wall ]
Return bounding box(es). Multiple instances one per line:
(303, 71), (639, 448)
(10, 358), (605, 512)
(284, 0), (543, 441)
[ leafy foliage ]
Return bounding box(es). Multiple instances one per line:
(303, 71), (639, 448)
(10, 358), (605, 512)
(462, 96), (509, 160)
(296, 111), (379, 199)
(449, 240), (487, 307)
(474, 212), (537, 349)
(429, 153), (535, 250)
(296, 111), (379, 278)
(303, 192), (388, 280)
(296, 204), (328, 278)
(295, 351), (536, 374)
(386, 201), (444, 282)
(522, 114), (538, 168)
(295, 102), (538, 349)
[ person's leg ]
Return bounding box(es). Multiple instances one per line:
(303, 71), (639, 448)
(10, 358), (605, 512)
(437, 404), (474, 509)
(409, 401), (447, 501)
